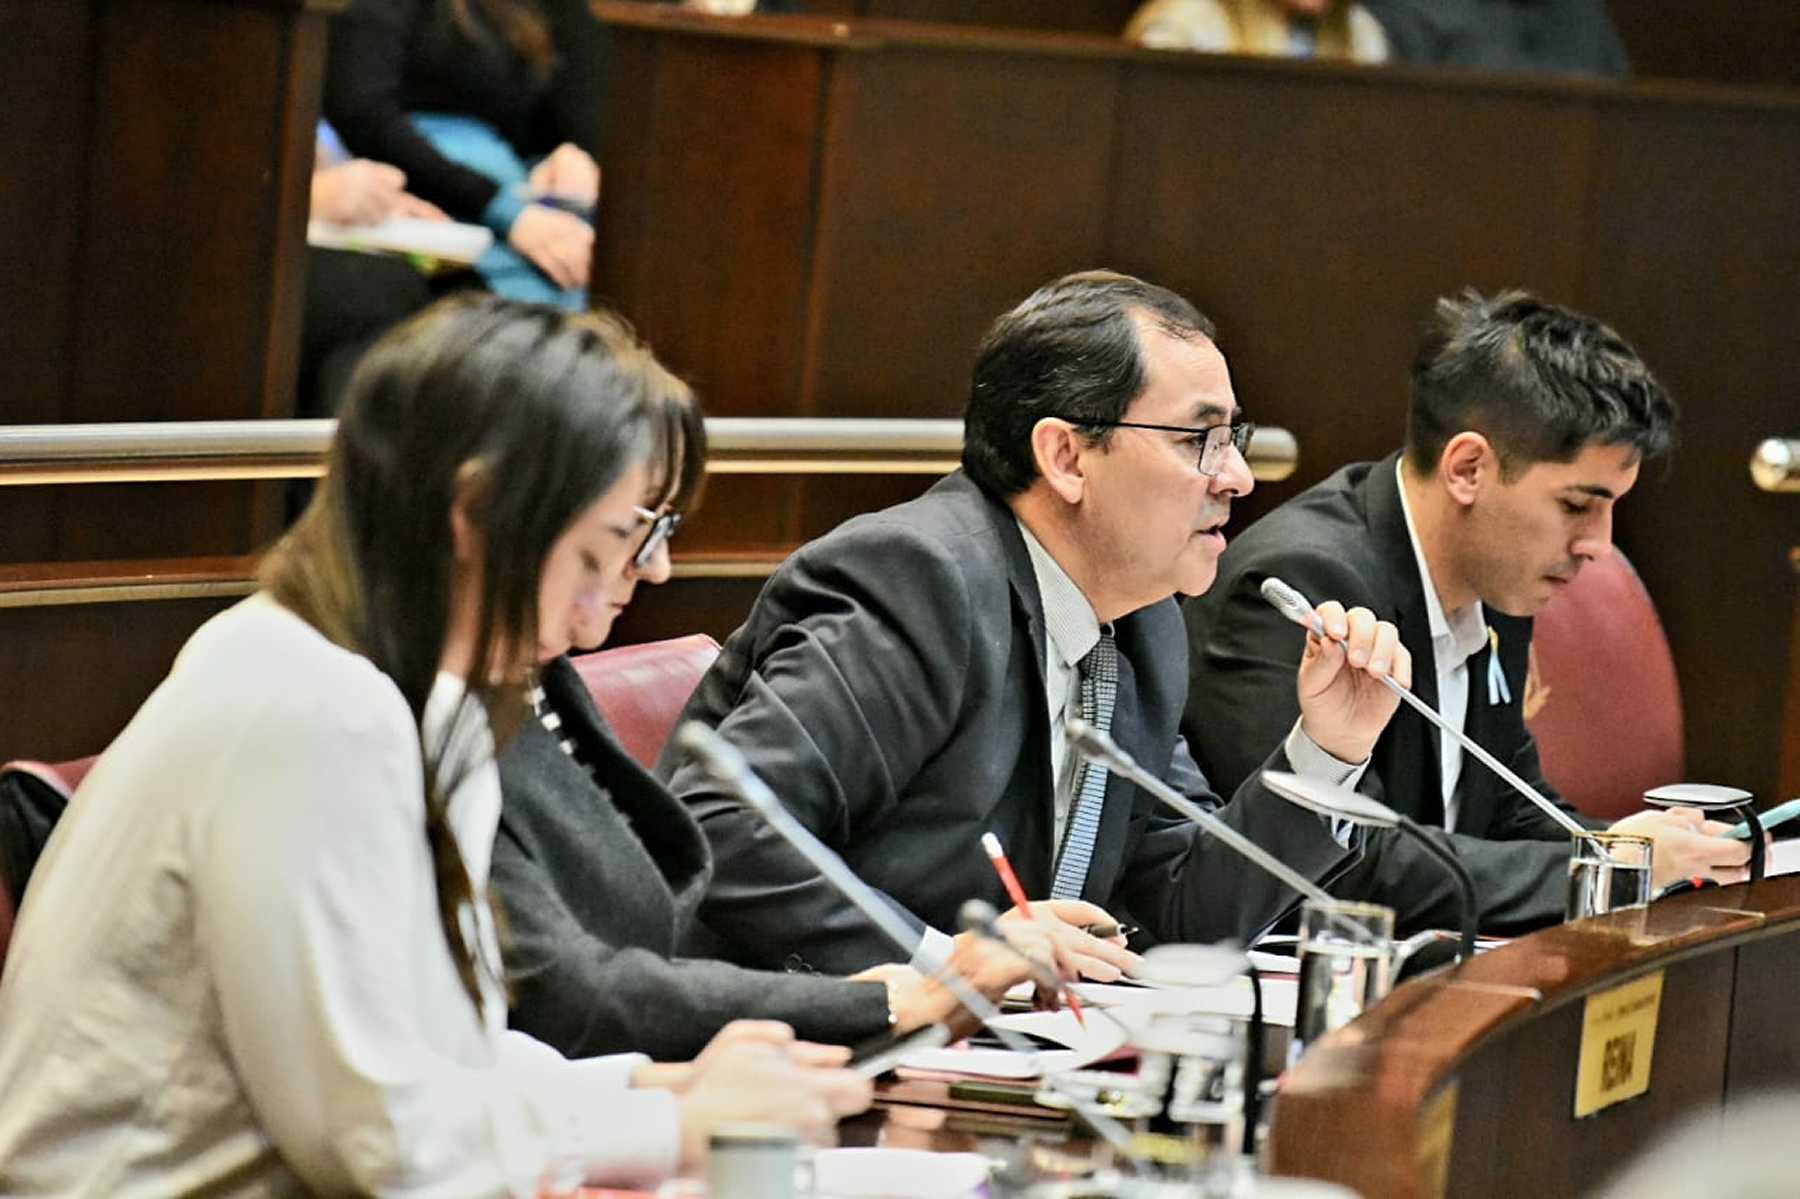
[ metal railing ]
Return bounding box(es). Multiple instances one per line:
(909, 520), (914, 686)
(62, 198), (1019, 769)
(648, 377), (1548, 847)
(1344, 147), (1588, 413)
(0, 418), (1301, 606)
(0, 418), (1300, 484)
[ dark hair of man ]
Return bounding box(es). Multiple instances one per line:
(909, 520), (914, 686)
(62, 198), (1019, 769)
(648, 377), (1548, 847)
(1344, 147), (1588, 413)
(262, 294), (699, 1006)
(1405, 289), (1676, 480)
(962, 270), (1218, 498)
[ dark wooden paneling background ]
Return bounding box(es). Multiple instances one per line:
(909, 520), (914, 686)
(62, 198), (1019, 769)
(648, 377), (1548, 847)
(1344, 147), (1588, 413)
(0, 0), (335, 761)
(597, 8), (1800, 803)
(805, 0), (1800, 90)
(3, 0), (1797, 788)
(0, 0), (328, 566)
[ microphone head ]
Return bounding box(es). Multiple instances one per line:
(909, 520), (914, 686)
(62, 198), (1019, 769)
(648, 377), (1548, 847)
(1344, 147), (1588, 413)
(1065, 718), (1133, 774)
(1261, 769), (1401, 828)
(958, 897), (1002, 937)
(674, 722), (771, 812)
(1259, 576), (1317, 628)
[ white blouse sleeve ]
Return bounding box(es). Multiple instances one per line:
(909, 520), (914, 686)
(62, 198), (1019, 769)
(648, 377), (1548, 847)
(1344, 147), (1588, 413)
(188, 679), (679, 1196)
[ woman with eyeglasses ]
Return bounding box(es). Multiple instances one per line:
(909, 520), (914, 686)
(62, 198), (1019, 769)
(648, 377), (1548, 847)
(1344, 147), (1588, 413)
(491, 362), (1042, 1064)
(0, 295), (868, 1196)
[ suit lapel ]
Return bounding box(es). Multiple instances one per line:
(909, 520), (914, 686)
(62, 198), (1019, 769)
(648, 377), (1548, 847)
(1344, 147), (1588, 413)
(1362, 455), (1445, 827)
(542, 656), (711, 909)
(995, 496), (1057, 895)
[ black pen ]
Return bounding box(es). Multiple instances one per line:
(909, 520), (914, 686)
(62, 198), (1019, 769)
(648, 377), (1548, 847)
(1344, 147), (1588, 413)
(1083, 921), (1138, 939)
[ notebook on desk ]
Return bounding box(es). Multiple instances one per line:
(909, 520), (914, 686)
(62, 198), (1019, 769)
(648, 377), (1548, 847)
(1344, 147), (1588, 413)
(307, 217), (492, 265)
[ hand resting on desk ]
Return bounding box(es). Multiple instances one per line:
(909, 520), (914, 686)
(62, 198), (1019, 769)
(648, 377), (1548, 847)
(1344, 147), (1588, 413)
(631, 1020), (872, 1167)
(1609, 806), (1754, 888)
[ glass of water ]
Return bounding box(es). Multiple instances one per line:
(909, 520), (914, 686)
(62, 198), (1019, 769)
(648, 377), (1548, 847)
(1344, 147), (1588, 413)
(1566, 832), (1654, 921)
(1294, 899), (1396, 1058)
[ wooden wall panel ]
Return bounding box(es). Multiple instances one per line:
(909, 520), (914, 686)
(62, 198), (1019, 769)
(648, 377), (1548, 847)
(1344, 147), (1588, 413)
(855, 0), (1136, 35)
(1611, 0), (1800, 90)
(593, 8), (1800, 803)
(1583, 96), (1800, 802)
(70, 1), (304, 423)
(806, 47), (1120, 418)
(0, 2), (96, 563)
(1111, 64), (1594, 529)
(0, 0), (91, 425)
(598, 30), (826, 417)
(0, 596), (239, 764)
(0, 0), (329, 569)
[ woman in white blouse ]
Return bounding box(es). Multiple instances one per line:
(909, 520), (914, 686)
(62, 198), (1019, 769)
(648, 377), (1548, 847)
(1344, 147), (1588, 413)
(0, 295), (869, 1196)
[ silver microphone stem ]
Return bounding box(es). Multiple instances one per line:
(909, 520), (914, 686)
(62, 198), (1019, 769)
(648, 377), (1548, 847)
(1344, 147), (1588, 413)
(1066, 719), (1388, 953)
(676, 722), (1145, 1158)
(1259, 576), (1593, 841)
(676, 723), (1037, 1053)
(1067, 720), (1336, 906)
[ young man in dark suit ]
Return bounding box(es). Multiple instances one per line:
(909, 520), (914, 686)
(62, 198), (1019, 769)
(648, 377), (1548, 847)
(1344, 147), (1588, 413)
(661, 270), (1412, 977)
(1183, 290), (1749, 935)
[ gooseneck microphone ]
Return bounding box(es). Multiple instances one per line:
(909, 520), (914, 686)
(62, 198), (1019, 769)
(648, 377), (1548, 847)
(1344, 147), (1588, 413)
(1066, 720), (1341, 907)
(676, 726), (1054, 1057)
(675, 722), (1142, 1157)
(1065, 718), (1385, 953)
(1258, 576), (1593, 841)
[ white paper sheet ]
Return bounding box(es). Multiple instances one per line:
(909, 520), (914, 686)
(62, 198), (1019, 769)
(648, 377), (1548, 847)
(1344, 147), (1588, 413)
(898, 1007), (1130, 1078)
(811, 1149), (989, 1198)
(307, 217), (493, 264)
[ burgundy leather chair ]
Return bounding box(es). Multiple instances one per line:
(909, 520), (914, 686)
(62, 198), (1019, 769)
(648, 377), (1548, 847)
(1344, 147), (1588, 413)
(568, 634), (722, 769)
(1525, 551), (1684, 821)
(0, 633), (727, 967)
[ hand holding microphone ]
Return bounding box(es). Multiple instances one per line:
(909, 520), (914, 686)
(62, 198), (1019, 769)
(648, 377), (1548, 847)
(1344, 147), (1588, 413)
(1268, 581), (1414, 766)
(1261, 576), (1592, 840)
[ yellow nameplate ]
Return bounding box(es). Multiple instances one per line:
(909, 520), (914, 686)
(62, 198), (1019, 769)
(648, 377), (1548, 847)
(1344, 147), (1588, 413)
(1573, 970), (1664, 1118)
(1416, 1081), (1458, 1199)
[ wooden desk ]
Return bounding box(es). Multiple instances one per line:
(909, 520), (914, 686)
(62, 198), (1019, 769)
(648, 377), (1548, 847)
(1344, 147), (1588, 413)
(594, 5), (1800, 803)
(825, 879), (1800, 1193)
(1268, 875), (1800, 1196)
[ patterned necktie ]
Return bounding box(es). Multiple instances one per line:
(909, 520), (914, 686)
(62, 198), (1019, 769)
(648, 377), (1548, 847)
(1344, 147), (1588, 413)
(1051, 628), (1119, 900)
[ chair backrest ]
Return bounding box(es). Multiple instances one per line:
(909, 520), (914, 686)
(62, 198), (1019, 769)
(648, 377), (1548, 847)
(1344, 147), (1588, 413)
(568, 634), (723, 769)
(1526, 551), (1683, 821)
(0, 757), (92, 972)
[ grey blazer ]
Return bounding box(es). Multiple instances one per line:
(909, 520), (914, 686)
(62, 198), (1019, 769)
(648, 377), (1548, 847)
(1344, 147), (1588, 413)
(493, 655), (889, 1061)
(659, 472), (1358, 975)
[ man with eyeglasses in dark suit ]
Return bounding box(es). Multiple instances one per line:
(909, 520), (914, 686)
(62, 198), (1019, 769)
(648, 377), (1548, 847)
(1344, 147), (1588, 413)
(661, 270), (1411, 979)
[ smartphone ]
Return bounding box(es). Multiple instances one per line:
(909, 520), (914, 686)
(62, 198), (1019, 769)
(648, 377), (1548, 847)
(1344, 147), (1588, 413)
(1725, 796), (1800, 840)
(849, 1023), (952, 1078)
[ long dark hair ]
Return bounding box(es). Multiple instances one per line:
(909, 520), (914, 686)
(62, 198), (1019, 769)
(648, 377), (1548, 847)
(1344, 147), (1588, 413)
(445, 0), (556, 75)
(262, 295), (696, 1005)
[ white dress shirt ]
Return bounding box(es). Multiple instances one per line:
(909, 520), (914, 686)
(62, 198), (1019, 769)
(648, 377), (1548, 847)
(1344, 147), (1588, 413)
(910, 522), (1370, 971)
(1395, 459), (1490, 832)
(0, 594), (677, 1197)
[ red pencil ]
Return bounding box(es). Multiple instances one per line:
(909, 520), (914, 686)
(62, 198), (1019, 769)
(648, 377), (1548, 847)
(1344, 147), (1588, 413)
(979, 832), (1086, 1028)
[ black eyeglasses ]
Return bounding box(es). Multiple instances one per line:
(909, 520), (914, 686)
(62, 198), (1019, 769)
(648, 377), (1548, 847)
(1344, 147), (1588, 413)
(630, 505), (683, 569)
(1068, 417), (1256, 477)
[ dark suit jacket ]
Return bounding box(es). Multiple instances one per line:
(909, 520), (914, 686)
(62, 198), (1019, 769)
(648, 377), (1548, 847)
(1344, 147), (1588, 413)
(657, 472), (1357, 975)
(1182, 453), (1595, 934)
(493, 655), (889, 1061)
